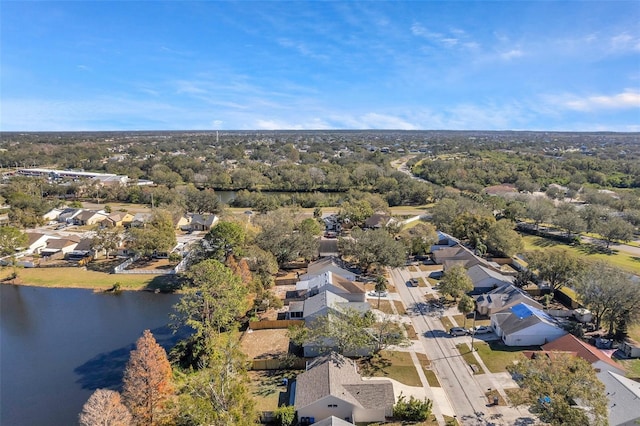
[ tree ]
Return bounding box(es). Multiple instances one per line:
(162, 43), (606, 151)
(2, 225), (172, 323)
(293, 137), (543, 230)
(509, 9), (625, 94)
(598, 215), (635, 248)
(430, 198), (458, 233)
(507, 353), (608, 426)
(338, 199), (374, 228)
(525, 197), (555, 230)
(485, 220), (524, 257)
(273, 405), (295, 426)
(202, 221), (246, 262)
(300, 307), (377, 356)
(525, 248), (582, 295)
(393, 393), (433, 422)
(374, 274), (388, 309)
(580, 204), (607, 233)
(457, 295), (475, 328)
(79, 389), (132, 426)
(175, 333), (257, 426)
(0, 226), (27, 257)
(398, 222), (438, 256)
(91, 226), (122, 258)
(254, 209), (319, 266)
(126, 210), (177, 256)
(451, 212), (495, 247)
(339, 227), (406, 273)
(298, 217), (322, 236)
(438, 265), (473, 301)
(575, 261), (640, 334)
(122, 330), (174, 426)
(554, 203), (585, 239)
(173, 259), (249, 337)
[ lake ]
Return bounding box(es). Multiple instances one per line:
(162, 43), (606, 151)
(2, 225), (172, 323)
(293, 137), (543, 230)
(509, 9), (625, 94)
(0, 285), (184, 426)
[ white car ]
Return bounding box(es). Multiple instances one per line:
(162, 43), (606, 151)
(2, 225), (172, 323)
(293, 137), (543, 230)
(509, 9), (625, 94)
(470, 326), (492, 335)
(369, 291), (388, 298)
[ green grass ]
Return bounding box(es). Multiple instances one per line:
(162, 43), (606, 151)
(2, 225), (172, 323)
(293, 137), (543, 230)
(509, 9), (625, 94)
(248, 370), (300, 412)
(521, 235), (640, 275)
(417, 277), (428, 287)
(455, 343), (485, 374)
(393, 300), (407, 315)
(9, 267), (178, 291)
(416, 352), (441, 388)
(452, 314), (491, 328)
(440, 316), (456, 331)
(471, 341), (532, 373)
(619, 359), (640, 379)
(358, 350), (422, 387)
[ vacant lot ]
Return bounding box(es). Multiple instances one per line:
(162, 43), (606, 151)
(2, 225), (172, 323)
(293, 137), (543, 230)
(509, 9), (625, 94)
(471, 341), (532, 373)
(240, 328), (290, 359)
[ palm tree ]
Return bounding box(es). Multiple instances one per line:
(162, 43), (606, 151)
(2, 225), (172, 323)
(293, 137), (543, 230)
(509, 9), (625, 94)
(375, 274), (388, 309)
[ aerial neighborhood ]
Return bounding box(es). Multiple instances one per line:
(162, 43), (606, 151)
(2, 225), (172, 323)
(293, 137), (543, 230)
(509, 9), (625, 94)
(1, 130), (640, 426)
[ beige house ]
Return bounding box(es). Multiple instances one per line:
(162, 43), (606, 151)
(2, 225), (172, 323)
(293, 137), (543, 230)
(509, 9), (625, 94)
(102, 212), (134, 228)
(295, 352), (394, 424)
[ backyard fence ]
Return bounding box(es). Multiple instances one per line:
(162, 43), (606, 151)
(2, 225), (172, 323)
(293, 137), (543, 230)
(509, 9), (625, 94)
(248, 320), (304, 330)
(251, 358), (306, 370)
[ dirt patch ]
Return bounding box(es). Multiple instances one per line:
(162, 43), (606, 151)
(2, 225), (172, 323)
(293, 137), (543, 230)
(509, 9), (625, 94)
(240, 328), (291, 359)
(127, 258), (177, 271)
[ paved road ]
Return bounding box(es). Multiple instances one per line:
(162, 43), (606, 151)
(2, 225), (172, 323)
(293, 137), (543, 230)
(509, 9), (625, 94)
(389, 267), (535, 426)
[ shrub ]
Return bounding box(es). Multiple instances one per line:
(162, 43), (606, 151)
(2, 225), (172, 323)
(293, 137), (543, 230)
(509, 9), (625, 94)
(393, 392), (433, 422)
(273, 405), (295, 426)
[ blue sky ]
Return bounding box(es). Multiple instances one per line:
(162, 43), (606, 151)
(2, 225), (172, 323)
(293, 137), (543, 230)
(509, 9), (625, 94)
(1, 1), (639, 131)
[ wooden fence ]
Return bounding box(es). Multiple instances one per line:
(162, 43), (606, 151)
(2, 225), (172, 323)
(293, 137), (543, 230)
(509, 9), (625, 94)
(251, 357), (306, 370)
(248, 320), (304, 330)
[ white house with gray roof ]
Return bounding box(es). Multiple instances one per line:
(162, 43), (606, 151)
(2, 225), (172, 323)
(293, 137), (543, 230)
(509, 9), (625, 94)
(296, 271), (366, 302)
(475, 284), (542, 316)
(467, 264), (514, 294)
(301, 257), (357, 282)
(491, 303), (567, 346)
(597, 370), (640, 425)
(294, 352), (394, 425)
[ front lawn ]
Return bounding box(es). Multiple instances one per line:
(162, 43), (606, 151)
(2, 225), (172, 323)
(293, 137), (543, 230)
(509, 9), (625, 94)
(471, 341), (532, 373)
(455, 343), (485, 374)
(358, 350), (422, 387)
(440, 316), (456, 331)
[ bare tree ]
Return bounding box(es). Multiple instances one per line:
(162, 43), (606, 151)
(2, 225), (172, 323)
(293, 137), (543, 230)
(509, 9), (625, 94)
(79, 389), (132, 426)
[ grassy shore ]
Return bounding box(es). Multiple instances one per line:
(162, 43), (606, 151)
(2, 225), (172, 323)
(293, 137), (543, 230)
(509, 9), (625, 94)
(1, 267), (178, 292)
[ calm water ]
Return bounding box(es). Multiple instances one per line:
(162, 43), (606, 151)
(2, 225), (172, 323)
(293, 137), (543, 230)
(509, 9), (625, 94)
(0, 285), (183, 426)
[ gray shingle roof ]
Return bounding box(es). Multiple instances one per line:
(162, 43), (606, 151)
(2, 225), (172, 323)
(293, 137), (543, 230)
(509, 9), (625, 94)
(295, 352), (394, 412)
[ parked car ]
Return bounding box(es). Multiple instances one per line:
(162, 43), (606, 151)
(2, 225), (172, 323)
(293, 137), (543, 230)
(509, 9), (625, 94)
(406, 278), (419, 287)
(470, 326), (492, 335)
(369, 291), (388, 298)
(449, 327), (468, 337)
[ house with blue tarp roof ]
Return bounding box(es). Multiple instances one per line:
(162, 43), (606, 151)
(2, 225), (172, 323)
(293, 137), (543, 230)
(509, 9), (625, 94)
(491, 303), (567, 346)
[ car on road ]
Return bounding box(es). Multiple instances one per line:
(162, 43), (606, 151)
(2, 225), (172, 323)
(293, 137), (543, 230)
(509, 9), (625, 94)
(469, 326), (492, 335)
(449, 327), (468, 336)
(406, 278), (419, 287)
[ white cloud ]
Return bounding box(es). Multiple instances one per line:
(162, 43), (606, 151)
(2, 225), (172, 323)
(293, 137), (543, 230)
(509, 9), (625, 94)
(500, 49), (524, 60)
(552, 89), (640, 111)
(610, 32), (640, 52)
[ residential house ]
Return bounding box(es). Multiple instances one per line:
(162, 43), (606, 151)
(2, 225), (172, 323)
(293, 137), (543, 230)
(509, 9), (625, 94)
(189, 214), (218, 231)
(296, 271), (366, 302)
(467, 265), (515, 294)
(42, 208), (64, 222)
(288, 291), (370, 324)
(101, 212), (134, 228)
(40, 238), (78, 259)
(173, 215), (191, 231)
(491, 303), (567, 346)
(597, 370), (640, 425)
(294, 352), (394, 424)
(24, 232), (50, 254)
(363, 213), (395, 229)
(74, 210), (108, 226)
(475, 284), (543, 316)
(301, 258), (357, 282)
(430, 231), (460, 253)
(129, 213), (152, 228)
(309, 416), (354, 426)
(319, 239), (339, 258)
(542, 334), (626, 375)
(58, 208), (82, 224)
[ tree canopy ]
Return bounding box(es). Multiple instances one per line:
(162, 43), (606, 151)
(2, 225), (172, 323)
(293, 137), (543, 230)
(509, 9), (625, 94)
(525, 248), (582, 293)
(339, 227), (406, 273)
(507, 353), (608, 426)
(438, 265), (473, 301)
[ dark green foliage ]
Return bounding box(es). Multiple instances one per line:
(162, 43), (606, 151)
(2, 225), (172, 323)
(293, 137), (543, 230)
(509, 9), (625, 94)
(393, 393), (433, 421)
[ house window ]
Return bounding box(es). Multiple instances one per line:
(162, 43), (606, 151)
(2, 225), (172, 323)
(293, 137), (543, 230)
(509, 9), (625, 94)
(327, 404), (337, 408)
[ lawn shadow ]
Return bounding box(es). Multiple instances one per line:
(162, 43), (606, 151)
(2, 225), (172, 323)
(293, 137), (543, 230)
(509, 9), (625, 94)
(577, 243), (614, 256)
(531, 238), (561, 248)
(142, 275), (183, 293)
(632, 256), (640, 263)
